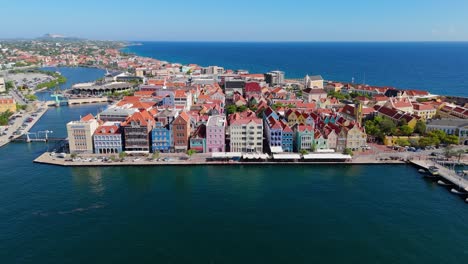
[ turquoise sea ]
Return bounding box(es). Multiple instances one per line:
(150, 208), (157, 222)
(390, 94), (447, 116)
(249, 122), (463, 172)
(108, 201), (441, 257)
(1, 67), (467, 263)
(124, 42), (468, 97)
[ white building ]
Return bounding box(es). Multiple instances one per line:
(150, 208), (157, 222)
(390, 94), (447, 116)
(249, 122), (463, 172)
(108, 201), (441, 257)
(229, 118), (263, 153)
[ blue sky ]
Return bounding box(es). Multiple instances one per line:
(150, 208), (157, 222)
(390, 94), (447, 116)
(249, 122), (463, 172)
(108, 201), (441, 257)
(2, 0), (468, 41)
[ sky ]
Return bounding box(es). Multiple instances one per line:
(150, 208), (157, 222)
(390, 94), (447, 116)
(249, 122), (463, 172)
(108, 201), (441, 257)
(2, 0), (468, 41)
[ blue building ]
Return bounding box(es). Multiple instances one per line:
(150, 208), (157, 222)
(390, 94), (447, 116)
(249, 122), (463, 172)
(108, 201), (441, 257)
(151, 122), (172, 153)
(156, 91), (175, 107)
(280, 120), (294, 152)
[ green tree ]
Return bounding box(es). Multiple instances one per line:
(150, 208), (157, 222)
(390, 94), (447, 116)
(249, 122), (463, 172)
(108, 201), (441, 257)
(0, 110), (13, 126)
(119, 151), (127, 160)
(395, 138), (411, 147)
(343, 148), (354, 156)
(226, 105), (237, 114)
(380, 118), (397, 135)
(399, 125), (413, 136)
(187, 149), (196, 158)
(299, 149), (309, 155)
(414, 120), (426, 134)
(237, 105), (248, 112)
(419, 136), (439, 148)
(427, 130), (447, 143)
(444, 135), (459, 145)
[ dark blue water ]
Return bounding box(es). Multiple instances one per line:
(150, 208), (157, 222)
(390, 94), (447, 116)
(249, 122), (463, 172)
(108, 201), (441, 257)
(1, 67), (468, 263)
(124, 42), (468, 96)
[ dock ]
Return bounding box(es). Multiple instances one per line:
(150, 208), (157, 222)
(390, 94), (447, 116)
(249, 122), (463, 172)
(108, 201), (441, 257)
(410, 159), (468, 193)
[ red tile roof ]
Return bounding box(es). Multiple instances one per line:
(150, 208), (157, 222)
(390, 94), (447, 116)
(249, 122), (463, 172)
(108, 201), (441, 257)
(80, 113), (95, 122)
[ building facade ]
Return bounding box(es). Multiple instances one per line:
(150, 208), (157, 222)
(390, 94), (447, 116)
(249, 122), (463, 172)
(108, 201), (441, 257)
(229, 118), (263, 153)
(67, 114), (99, 154)
(93, 123), (122, 154)
(173, 111), (191, 153)
(294, 125), (314, 151)
(206, 115), (226, 153)
(151, 122), (172, 153)
(122, 111), (154, 153)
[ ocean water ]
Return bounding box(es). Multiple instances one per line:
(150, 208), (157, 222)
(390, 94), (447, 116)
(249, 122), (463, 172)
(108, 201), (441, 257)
(124, 42), (468, 97)
(1, 67), (468, 263)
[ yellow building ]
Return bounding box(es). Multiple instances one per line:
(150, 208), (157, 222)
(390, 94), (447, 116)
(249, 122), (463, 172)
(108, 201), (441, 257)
(0, 96), (16, 113)
(345, 125), (367, 150)
(67, 114), (99, 154)
(413, 103), (436, 120)
(286, 110), (299, 127)
(384, 136), (422, 146)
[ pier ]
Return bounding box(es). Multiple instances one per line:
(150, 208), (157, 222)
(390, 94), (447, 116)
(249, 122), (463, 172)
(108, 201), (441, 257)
(410, 159), (468, 199)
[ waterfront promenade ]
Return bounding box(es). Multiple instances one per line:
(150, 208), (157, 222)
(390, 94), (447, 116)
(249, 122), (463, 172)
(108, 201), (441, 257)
(34, 151), (405, 167)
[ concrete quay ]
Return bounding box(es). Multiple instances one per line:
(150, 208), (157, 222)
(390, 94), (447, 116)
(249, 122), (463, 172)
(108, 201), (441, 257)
(33, 151), (406, 167)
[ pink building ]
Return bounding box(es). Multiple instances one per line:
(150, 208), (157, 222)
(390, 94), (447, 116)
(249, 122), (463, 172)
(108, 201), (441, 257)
(206, 115), (226, 153)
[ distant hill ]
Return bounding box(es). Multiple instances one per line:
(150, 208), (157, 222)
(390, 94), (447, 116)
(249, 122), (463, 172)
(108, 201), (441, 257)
(37, 33), (84, 41)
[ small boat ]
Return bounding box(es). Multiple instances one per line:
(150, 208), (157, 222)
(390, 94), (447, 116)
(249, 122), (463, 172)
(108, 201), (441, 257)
(437, 180), (453, 186)
(428, 166), (439, 176)
(418, 169), (426, 173)
(450, 188), (468, 195)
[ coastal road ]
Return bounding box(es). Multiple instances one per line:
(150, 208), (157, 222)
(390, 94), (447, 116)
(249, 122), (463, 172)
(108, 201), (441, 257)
(0, 102), (49, 148)
(9, 88), (27, 105)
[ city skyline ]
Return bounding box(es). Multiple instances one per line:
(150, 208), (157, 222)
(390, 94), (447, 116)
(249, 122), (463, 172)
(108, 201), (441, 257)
(2, 0), (468, 42)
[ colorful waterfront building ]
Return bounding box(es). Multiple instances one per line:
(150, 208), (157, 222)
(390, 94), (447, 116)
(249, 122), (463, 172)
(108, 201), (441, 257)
(122, 110), (154, 153)
(313, 129), (328, 150)
(189, 124), (206, 153)
(173, 111), (191, 153)
(206, 115), (226, 153)
(151, 122), (172, 153)
(93, 122), (123, 154)
(67, 114), (99, 154)
(265, 116), (283, 152)
(324, 127), (338, 150)
(345, 124), (367, 151)
(280, 120), (294, 152)
(229, 116), (263, 153)
(294, 125), (314, 152)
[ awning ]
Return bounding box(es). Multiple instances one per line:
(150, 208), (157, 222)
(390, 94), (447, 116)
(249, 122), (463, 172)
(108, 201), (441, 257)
(303, 153), (352, 160)
(242, 153), (269, 159)
(270, 146), (283, 153)
(211, 152), (242, 158)
(272, 153), (301, 160)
